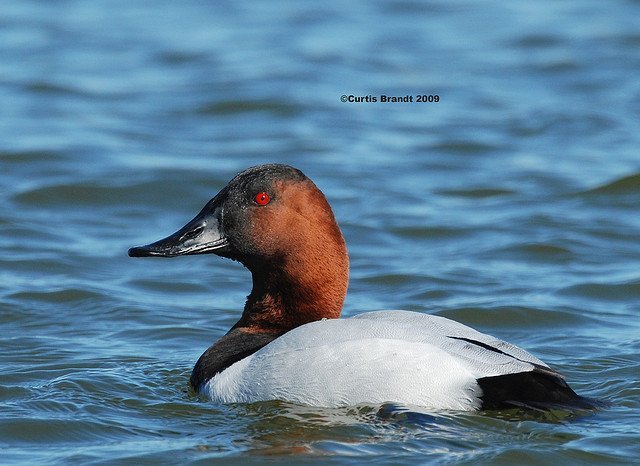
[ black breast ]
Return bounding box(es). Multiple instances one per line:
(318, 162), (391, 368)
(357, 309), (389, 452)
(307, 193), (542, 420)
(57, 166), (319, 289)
(190, 328), (283, 391)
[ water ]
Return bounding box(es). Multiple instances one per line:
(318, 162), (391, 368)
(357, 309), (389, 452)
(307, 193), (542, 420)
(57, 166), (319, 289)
(2, 0), (639, 463)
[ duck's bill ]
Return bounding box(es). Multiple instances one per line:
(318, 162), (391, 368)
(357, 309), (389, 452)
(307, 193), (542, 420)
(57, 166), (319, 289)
(128, 203), (231, 258)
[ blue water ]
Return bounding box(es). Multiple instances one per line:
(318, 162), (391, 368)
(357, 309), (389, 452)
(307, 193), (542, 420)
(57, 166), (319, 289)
(2, 0), (639, 463)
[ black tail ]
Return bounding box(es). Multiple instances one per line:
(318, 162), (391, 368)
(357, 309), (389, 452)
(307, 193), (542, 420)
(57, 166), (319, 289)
(477, 367), (607, 411)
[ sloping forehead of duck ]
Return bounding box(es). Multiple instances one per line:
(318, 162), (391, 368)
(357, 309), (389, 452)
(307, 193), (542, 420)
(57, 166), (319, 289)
(232, 165), (307, 188)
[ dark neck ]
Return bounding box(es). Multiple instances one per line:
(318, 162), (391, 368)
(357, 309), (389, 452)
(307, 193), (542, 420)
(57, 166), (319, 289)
(232, 244), (349, 333)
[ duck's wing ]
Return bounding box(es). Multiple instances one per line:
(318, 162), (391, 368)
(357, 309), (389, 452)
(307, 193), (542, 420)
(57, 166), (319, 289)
(354, 311), (597, 410)
(352, 310), (548, 374)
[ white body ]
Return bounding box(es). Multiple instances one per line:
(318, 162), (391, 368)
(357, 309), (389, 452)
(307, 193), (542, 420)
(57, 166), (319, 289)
(203, 311), (548, 410)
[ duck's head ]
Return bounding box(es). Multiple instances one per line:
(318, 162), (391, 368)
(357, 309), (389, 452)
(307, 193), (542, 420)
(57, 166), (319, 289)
(129, 164), (349, 330)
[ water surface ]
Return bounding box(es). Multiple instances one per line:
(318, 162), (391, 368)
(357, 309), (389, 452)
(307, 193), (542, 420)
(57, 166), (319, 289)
(1, 0), (639, 463)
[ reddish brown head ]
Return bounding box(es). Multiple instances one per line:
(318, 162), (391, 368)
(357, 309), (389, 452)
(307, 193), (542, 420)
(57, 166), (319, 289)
(129, 164), (349, 333)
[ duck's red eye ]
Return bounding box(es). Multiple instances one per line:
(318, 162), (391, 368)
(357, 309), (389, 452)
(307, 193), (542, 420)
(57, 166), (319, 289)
(254, 192), (270, 206)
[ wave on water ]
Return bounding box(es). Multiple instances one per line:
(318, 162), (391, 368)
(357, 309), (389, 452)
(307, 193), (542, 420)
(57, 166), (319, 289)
(580, 172), (640, 197)
(559, 280), (640, 303)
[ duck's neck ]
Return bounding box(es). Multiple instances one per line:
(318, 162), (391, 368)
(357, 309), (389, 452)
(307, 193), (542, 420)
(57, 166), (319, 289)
(232, 240), (349, 333)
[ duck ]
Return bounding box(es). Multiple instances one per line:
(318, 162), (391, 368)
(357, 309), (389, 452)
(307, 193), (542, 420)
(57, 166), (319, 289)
(129, 163), (597, 411)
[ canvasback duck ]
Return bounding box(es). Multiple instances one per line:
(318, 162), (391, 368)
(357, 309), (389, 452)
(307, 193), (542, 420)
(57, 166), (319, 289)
(129, 164), (596, 411)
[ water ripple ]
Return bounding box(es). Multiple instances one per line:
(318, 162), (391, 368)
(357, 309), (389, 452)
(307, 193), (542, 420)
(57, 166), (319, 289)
(559, 280), (640, 302)
(436, 306), (591, 329)
(581, 172), (640, 196)
(195, 99), (302, 117)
